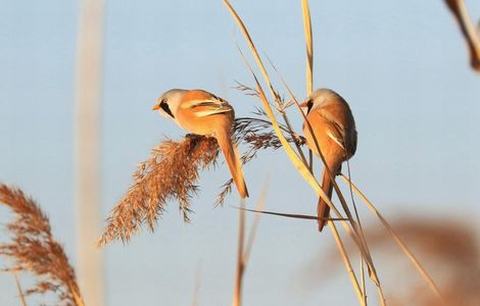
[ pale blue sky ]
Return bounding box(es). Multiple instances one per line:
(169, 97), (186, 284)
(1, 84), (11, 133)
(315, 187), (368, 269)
(1, 0), (479, 305)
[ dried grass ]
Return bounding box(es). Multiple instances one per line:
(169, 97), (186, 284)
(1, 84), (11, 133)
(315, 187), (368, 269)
(0, 184), (84, 306)
(301, 0), (314, 94)
(222, 2), (392, 304)
(232, 185), (267, 306)
(14, 273), (27, 306)
(98, 135), (219, 245)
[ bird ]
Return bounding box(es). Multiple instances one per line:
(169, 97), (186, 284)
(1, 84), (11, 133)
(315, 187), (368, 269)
(300, 88), (357, 231)
(152, 88), (249, 199)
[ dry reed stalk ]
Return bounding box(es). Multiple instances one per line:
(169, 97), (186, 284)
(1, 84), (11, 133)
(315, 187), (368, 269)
(273, 63), (385, 303)
(232, 186), (267, 306)
(225, 1), (309, 166)
(232, 200), (246, 306)
(222, 2), (382, 304)
(222, 0), (333, 213)
(328, 221), (366, 306)
(0, 184), (84, 306)
(445, 0), (480, 71)
(339, 174), (446, 305)
(301, 0), (314, 95)
(14, 273), (28, 306)
(98, 135), (219, 245)
(255, 75), (368, 306)
(242, 183), (267, 265)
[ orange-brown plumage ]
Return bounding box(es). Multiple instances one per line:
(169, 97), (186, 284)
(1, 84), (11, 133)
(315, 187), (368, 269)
(154, 89), (249, 198)
(302, 89), (357, 231)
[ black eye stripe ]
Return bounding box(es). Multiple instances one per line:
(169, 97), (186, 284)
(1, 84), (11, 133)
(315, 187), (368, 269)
(160, 101), (174, 118)
(307, 99), (313, 113)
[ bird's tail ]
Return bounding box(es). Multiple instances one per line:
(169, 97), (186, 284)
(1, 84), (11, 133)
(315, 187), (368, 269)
(317, 168), (335, 231)
(216, 130), (249, 199)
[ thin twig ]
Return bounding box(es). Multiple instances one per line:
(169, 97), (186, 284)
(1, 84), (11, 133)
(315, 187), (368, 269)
(243, 183), (267, 264)
(232, 199), (246, 306)
(328, 221), (366, 306)
(14, 273), (28, 306)
(301, 0), (314, 95)
(235, 206), (348, 221)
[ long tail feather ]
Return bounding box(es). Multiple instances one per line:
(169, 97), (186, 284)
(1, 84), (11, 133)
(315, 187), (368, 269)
(217, 130), (249, 198)
(317, 168), (335, 231)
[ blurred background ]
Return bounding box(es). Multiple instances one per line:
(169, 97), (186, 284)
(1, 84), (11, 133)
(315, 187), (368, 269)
(0, 0), (479, 305)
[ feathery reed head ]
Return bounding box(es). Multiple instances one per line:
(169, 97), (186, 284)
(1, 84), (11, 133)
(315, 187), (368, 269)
(0, 183), (83, 306)
(98, 135), (219, 246)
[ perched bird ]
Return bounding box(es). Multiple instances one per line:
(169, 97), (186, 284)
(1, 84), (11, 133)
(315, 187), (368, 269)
(152, 88), (249, 198)
(301, 89), (357, 231)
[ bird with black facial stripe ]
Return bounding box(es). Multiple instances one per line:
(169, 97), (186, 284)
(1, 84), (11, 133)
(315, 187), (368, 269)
(301, 88), (357, 231)
(153, 89), (249, 199)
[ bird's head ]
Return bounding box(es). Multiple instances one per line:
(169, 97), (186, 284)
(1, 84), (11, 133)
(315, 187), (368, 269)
(152, 89), (187, 119)
(300, 88), (344, 114)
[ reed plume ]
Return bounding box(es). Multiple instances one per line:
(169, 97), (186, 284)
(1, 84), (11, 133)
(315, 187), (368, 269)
(97, 108), (301, 241)
(0, 183), (83, 306)
(98, 135), (219, 245)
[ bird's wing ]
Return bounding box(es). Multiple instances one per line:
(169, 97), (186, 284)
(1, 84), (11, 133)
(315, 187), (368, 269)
(326, 121), (346, 151)
(318, 109), (348, 151)
(186, 98), (233, 118)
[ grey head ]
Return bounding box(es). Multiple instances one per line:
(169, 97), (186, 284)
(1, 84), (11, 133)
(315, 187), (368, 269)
(153, 88), (187, 119)
(303, 88), (348, 113)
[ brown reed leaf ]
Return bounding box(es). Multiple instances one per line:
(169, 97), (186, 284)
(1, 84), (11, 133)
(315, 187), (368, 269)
(98, 135), (219, 246)
(0, 184), (83, 306)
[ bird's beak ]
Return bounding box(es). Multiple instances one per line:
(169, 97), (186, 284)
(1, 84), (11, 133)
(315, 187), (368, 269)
(152, 103), (160, 111)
